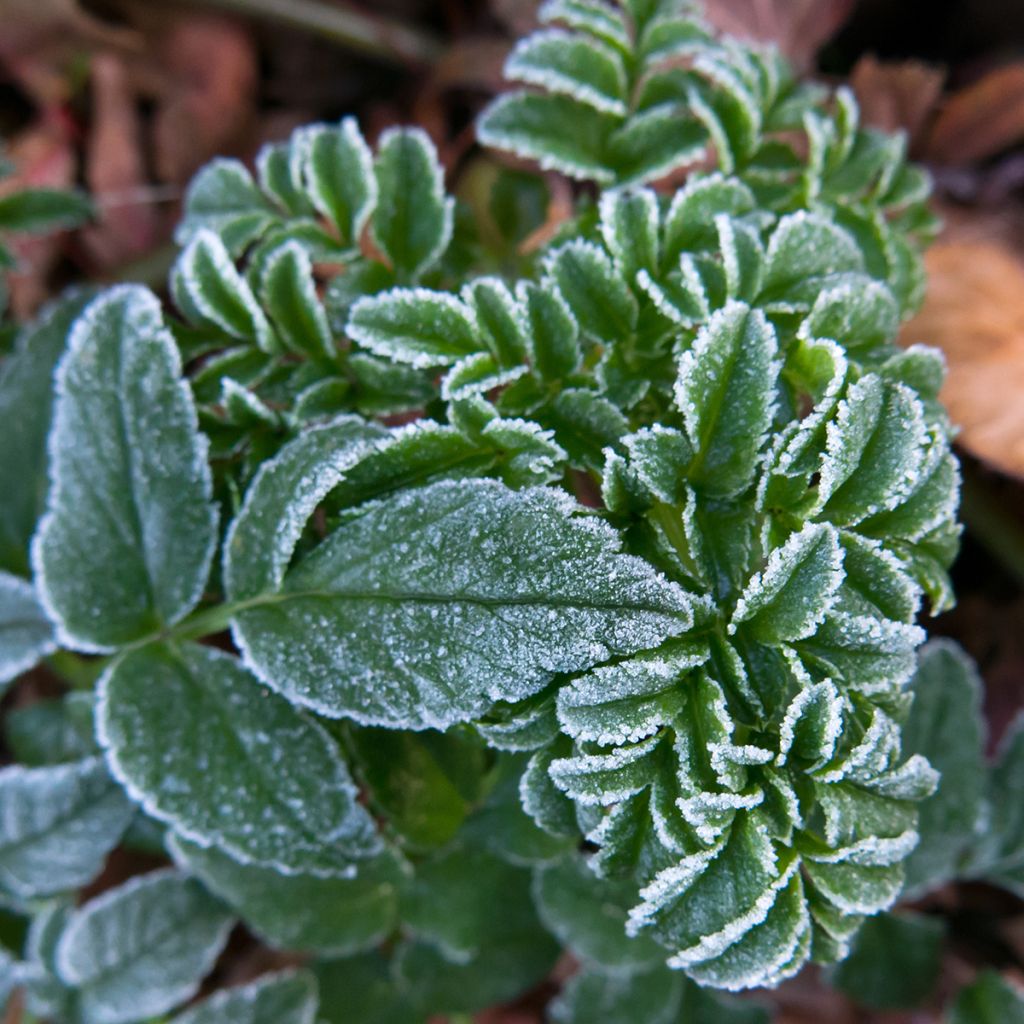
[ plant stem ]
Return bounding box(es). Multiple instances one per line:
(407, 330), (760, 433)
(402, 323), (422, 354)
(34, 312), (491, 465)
(960, 472), (1024, 591)
(177, 0), (444, 67)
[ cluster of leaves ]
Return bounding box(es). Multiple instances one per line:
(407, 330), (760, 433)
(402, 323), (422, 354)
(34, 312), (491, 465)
(0, 0), (1002, 1020)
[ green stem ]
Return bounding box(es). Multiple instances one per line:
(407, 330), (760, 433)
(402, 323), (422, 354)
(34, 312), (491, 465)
(175, 0), (443, 66)
(960, 472), (1024, 591)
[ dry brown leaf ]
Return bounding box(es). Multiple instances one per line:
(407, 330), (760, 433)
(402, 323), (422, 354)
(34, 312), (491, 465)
(81, 54), (160, 270)
(925, 63), (1024, 166)
(900, 241), (1024, 479)
(702, 0), (856, 70)
(850, 55), (945, 151)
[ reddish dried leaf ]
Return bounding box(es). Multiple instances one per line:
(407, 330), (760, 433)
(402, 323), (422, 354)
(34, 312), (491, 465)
(851, 55), (945, 151)
(926, 63), (1024, 166)
(901, 241), (1024, 479)
(703, 0), (856, 70)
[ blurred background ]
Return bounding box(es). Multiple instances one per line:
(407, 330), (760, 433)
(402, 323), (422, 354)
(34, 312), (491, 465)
(2, 1), (1024, 1020)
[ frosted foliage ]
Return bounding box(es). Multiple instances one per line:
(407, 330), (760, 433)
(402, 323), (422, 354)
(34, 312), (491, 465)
(55, 870), (235, 1024)
(0, 571), (54, 687)
(0, 756), (133, 898)
(169, 971), (317, 1024)
(33, 286), (217, 651)
(99, 642), (380, 876)
(224, 416), (385, 601)
(170, 834), (399, 957)
(235, 479), (692, 729)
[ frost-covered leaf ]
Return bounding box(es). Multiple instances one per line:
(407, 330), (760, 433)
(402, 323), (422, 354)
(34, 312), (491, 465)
(33, 286), (217, 651)
(371, 128), (452, 280)
(177, 158), (277, 253)
(662, 174), (755, 265)
(170, 971), (317, 1024)
(557, 639), (707, 746)
(171, 833), (400, 956)
(55, 871), (234, 1024)
(600, 188), (660, 283)
(348, 288), (480, 367)
(799, 278), (899, 351)
(507, 29), (628, 115)
(477, 92), (618, 184)
(5, 691), (96, 767)
(232, 477), (692, 729)
(534, 854), (664, 970)
(544, 240), (638, 344)
(0, 756), (133, 899)
(675, 301), (780, 496)
(518, 280), (581, 382)
(173, 230), (277, 352)
(99, 641), (380, 876)
(815, 376), (929, 527)
(259, 241), (334, 361)
(831, 911), (943, 1010)
(299, 117), (376, 248)
(731, 523), (843, 643)
(762, 213), (865, 306)
(901, 642), (985, 896)
(0, 290), (93, 575)
(0, 571), (54, 689)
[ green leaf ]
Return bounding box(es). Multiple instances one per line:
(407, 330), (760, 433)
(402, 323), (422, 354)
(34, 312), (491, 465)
(315, 954), (420, 1024)
(518, 280), (581, 381)
(99, 641), (381, 876)
(674, 301), (780, 496)
(173, 230), (277, 352)
(371, 128), (453, 280)
(506, 29), (628, 115)
(731, 523), (843, 643)
(799, 278), (899, 351)
(534, 854), (664, 970)
(550, 965), (683, 1024)
(54, 870), (235, 1024)
(762, 212), (865, 305)
(477, 92), (618, 184)
(396, 845), (560, 1014)
(662, 174), (755, 264)
(815, 376), (929, 527)
(5, 692), (96, 766)
(256, 141), (312, 217)
(901, 642), (985, 896)
(348, 727), (485, 848)
(0, 756), (133, 899)
(831, 911), (943, 1010)
(0, 188), (91, 233)
(605, 109), (707, 186)
(259, 241), (334, 361)
(348, 288), (480, 367)
(0, 290), (93, 575)
(177, 158), (278, 254)
(600, 187), (660, 283)
(0, 571), (54, 689)
(544, 239), (638, 344)
(170, 971), (317, 1024)
(231, 477), (692, 730)
(171, 834), (400, 956)
(33, 286), (217, 651)
(298, 117), (377, 248)
(948, 971), (1024, 1024)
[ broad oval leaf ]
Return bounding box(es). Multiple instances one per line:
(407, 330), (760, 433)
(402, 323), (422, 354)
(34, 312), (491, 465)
(55, 869), (235, 1024)
(33, 286), (217, 651)
(0, 756), (133, 899)
(231, 477), (693, 729)
(99, 641), (381, 877)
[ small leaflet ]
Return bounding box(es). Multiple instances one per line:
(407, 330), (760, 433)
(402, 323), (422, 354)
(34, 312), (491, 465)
(55, 869), (236, 1024)
(0, 756), (133, 898)
(169, 971), (318, 1024)
(33, 286), (218, 651)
